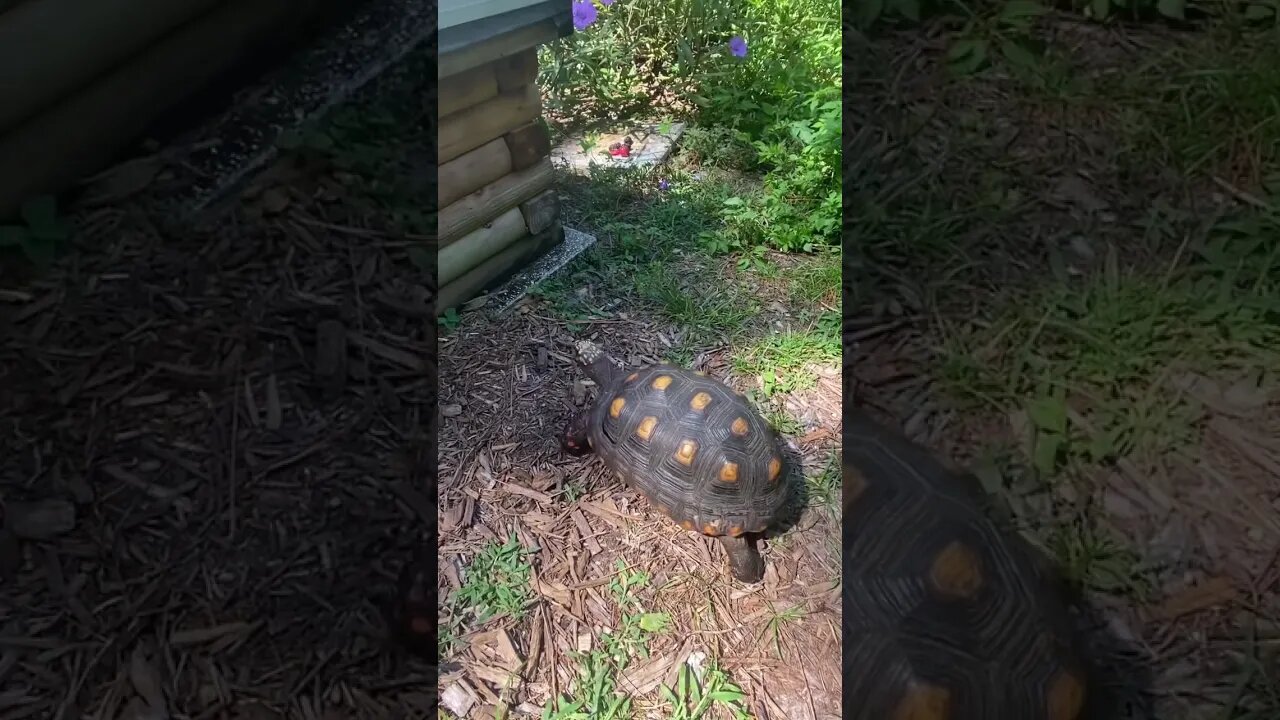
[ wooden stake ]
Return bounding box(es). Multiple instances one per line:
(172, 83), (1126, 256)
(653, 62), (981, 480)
(440, 157), (554, 246)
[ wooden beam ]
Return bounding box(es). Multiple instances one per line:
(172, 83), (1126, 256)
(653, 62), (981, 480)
(439, 156), (553, 245)
(0, 0), (320, 219)
(495, 48), (539, 93)
(504, 120), (551, 172)
(438, 137), (512, 209)
(438, 204), (528, 286)
(439, 19), (558, 79)
(0, 0), (224, 135)
(439, 83), (540, 164)
(519, 188), (559, 235)
(437, 223), (560, 312)
(439, 62), (498, 118)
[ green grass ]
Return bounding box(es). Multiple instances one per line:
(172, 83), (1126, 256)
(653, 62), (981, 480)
(440, 535), (535, 657)
(533, 164), (838, 344)
(541, 560), (752, 720)
(731, 317), (840, 397)
(807, 454), (841, 511)
(936, 249), (1280, 475)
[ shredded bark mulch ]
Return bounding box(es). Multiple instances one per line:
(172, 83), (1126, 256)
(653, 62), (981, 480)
(0, 156), (433, 717)
(437, 295), (842, 719)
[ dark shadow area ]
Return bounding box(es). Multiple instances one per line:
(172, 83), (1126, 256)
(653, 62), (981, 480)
(848, 7), (1279, 719)
(0, 23), (434, 715)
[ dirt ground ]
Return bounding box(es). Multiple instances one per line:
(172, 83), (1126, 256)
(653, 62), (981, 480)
(0, 67), (433, 718)
(851, 16), (1280, 720)
(436, 249), (841, 717)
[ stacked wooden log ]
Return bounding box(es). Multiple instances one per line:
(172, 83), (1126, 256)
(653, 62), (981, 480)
(0, 0), (345, 219)
(437, 46), (561, 312)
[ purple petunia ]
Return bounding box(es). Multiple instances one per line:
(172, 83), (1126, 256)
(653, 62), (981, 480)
(658, 179), (671, 191)
(572, 0), (597, 30)
(728, 35), (748, 58)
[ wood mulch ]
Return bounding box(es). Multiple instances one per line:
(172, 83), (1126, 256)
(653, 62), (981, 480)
(437, 295), (842, 720)
(0, 150), (433, 718)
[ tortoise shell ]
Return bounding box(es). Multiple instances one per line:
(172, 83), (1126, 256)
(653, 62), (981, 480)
(585, 363), (789, 537)
(843, 408), (1089, 720)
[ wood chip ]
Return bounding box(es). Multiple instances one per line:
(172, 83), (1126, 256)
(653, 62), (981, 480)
(3, 500), (76, 540)
(1150, 576), (1239, 621)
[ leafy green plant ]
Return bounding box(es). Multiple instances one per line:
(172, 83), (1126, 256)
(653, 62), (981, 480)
(438, 307), (461, 332)
(542, 561), (671, 720)
(944, 0), (1048, 77)
(452, 534), (533, 622)
(0, 196), (71, 268)
(660, 662), (752, 720)
(542, 0), (841, 261)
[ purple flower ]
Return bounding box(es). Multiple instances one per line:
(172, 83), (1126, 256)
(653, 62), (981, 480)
(572, 0), (597, 30)
(728, 35), (748, 58)
(658, 179), (671, 191)
(600, 0), (615, 5)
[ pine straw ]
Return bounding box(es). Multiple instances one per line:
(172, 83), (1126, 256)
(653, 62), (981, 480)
(0, 156), (432, 717)
(438, 304), (842, 720)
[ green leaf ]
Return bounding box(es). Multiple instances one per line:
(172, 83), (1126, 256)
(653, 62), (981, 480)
(637, 612), (670, 632)
(0, 225), (26, 247)
(20, 234), (57, 268)
(1033, 431), (1062, 475)
(1000, 39), (1039, 71)
(854, 0), (885, 27)
(1026, 395), (1067, 434)
(1087, 428), (1117, 462)
(1244, 3), (1275, 19)
(1000, 0), (1046, 21)
(999, 0), (1045, 30)
(1090, 0), (1112, 18)
(20, 195), (58, 232)
(947, 38), (989, 75)
(892, 0), (921, 21)
(1156, 0), (1186, 19)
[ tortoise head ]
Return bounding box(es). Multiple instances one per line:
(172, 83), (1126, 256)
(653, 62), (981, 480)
(575, 339), (624, 389)
(561, 410), (593, 457)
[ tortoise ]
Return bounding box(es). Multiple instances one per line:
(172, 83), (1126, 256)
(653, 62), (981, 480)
(843, 406), (1092, 720)
(561, 340), (790, 583)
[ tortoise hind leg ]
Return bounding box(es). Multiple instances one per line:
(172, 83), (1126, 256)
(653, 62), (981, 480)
(717, 535), (765, 583)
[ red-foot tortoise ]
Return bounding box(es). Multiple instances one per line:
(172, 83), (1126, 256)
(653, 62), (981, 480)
(562, 340), (790, 583)
(843, 407), (1091, 720)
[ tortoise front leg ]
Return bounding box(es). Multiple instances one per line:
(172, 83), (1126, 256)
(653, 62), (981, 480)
(717, 534), (765, 583)
(561, 409), (593, 457)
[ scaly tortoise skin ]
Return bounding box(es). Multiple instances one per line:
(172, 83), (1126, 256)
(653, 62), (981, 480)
(844, 407), (1089, 720)
(563, 340), (789, 583)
